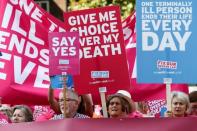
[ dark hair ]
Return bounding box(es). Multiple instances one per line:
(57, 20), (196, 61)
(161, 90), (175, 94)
(77, 95), (93, 117)
(12, 105), (33, 122)
(189, 91), (197, 102)
(106, 95), (132, 114)
(77, 95), (86, 114)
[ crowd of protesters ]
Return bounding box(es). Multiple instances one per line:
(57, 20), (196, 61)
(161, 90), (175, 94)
(1, 79), (197, 125)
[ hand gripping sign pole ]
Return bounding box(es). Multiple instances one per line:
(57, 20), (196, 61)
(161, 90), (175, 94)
(62, 72), (67, 118)
(99, 87), (108, 118)
(164, 78), (172, 112)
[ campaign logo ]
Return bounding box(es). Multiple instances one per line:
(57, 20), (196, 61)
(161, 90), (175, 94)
(59, 59), (70, 64)
(91, 71), (109, 78)
(157, 60), (177, 70)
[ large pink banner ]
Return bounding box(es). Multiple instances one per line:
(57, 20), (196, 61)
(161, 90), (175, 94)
(0, 0), (65, 105)
(0, 118), (197, 130)
(122, 11), (136, 79)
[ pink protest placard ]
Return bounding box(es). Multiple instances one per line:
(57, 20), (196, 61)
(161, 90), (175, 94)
(64, 6), (131, 102)
(48, 32), (79, 76)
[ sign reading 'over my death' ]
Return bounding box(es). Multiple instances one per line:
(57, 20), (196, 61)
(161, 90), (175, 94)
(137, 0), (197, 83)
(64, 6), (131, 98)
(48, 32), (80, 76)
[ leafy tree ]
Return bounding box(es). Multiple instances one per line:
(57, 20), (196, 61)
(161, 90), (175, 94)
(68, 0), (135, 20)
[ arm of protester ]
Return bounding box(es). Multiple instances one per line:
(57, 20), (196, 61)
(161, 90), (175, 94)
(48, 85), (61, 114)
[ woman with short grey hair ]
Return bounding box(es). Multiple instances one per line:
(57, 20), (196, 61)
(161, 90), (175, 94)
(166, 91), (190, 117)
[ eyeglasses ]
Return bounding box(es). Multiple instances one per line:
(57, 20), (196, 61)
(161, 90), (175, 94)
(109, 102), (121, 106)
(58, 98), (77, 103)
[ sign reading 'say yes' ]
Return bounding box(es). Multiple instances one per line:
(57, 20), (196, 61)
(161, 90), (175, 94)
(49, 32), (80, 76)
(137, 0), (197, 83)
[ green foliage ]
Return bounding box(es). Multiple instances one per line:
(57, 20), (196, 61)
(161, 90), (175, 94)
(68, 0), (135, 20)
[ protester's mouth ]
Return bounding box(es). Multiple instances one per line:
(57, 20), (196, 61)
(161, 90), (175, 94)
(175, 108), (182, 112)
(13, 120), (19, 123)
(60, 106), (64, 110)
(111, 108), (118, 112)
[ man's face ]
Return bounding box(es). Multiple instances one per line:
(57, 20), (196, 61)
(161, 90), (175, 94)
(190, 102), (197, 116)
(59, 92), (79, 118)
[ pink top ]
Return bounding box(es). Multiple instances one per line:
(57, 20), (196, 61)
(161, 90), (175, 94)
(0, 112), (10, 125)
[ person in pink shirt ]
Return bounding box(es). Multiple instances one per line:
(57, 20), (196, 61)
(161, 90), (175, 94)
(106, 90), (143, 118)
(0, 111), (10, 125)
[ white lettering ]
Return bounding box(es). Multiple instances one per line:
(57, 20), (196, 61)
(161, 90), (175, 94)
(1, 3), (13, 28)
(14, 56), (36, 84)
(29, 20), (44, 45)
(34, 66), (49, 88)
(11, 10), (27, 37)
(25, 41), (38, 58)
(0, 31), (10, 49)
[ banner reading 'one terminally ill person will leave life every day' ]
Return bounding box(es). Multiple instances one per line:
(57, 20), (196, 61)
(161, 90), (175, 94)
(64, 6), (131, 97)
(137, 0), (197, 83)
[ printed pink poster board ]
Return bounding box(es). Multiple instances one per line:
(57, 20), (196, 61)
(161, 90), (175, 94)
(48, 32), (79, 75)
(64, 6), (131, 101)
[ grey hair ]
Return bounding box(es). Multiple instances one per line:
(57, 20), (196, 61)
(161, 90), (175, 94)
(66, 89), (79, 101)
(171, 91), (190, 111)
(60, 88), (79, 101)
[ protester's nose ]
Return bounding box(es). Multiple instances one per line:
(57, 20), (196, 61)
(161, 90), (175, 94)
(176, 103), (181, 107)
(13, 116), (18, 122)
